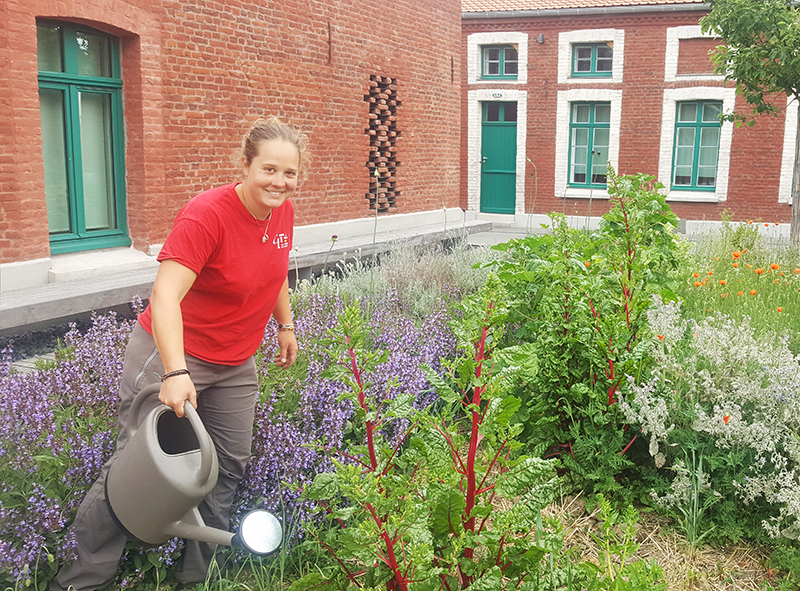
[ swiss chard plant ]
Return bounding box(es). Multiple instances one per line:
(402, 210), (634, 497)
(491, 167), (683, 500)
(298, 278), (563, 590)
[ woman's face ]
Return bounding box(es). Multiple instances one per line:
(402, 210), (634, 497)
(241, 139), (301, 219)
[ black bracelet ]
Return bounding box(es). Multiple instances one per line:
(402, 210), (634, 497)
(159, 368), (191, 382)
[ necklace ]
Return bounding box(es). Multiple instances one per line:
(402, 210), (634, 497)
(239, 186), (272, 243)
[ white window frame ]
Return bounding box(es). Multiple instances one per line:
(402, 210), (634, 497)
(558, 29), (624, 85)
(467, 32), (528, 85)
(467, 88), (528, 213)
(779, 96), (799, 204)
(664, 25), (723, 83)
(555, 88), (622, 200)
(658, 87), (736, 202)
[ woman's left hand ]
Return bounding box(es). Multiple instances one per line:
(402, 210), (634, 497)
(274, 330), (298, 369)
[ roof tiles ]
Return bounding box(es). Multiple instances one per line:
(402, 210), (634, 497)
(462, 0), (705, 12)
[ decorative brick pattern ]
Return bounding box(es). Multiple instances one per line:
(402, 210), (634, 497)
(364, 75), (401, 213)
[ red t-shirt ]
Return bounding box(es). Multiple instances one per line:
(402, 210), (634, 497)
(138, 184), (293, 365)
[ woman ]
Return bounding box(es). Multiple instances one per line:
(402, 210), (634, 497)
(53, 116), (304, 590)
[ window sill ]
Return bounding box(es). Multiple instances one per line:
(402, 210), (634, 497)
(665, 190), (719, 203)
(563, 76), (620, 84)
(563, 187), (610, 200)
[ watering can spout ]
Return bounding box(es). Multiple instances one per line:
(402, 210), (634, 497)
(105, 384), (282, 555)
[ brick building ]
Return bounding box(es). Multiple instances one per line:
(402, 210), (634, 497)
(0, 0), (463, 294)
(461, 0), (797, 232)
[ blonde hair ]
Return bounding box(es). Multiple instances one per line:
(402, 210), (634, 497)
(241, 116), (308, 179)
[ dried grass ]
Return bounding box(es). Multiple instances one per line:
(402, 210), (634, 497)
(543, 494), (777, 590)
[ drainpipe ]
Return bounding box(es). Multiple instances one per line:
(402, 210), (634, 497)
(462, 3), (711, 19)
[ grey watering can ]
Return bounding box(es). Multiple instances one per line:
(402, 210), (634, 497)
(105, 383), (282, 555)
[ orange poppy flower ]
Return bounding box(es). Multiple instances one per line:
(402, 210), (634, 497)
(733, 251), (741, 259)
(693, 272), (700, 278)
(794, 269), (800, 274)
(657, 334), (664, 341)
(765, 223), (770, 227)
(708, 271), (714, 276)
(694, 281), (701, 287)
(733, 262), (739, 268)
(781, 272), (785, 276)
(721, 293), (729, 298)
(584, 261), (591, 267)
(737, 291), (744, 296)
(777, 307), (784, 312)
(757, 268), (764, 275)
(715, 256), (720, 261)
(750, 289), (757, 295)
(776, 222), (780, 226)
(771, 263), (780, 270)
(723, 415), (730, 425)
(775, 279), (781, 284)
(748, 220), (753, 224)
(743, 249), (748, 253)
(747, 264), (752, 269)
(719, 280), (726, 286)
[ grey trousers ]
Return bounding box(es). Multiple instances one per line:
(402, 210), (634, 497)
(53, 324), (258, 591)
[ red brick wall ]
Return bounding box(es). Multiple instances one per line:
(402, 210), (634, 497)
(462, 12), (792, 225)
(0, 0), (461, 264)
(677, 37), (718, 76)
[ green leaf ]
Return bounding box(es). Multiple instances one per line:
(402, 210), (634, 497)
(306, 472), (340, 500)
(431, 488), (466, 536)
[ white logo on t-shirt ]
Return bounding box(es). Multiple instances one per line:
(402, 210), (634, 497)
(273, 233), (289, 249)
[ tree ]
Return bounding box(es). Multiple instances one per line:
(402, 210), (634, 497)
(700, 0), (800, 242)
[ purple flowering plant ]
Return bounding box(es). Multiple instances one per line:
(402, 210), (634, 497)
(0, 243), (477, 588)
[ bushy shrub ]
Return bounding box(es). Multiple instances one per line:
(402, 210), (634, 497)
(491, 168), (685, 500)
(622, 295), (800, 543)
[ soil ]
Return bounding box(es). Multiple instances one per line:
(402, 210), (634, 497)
(548, 495), (778, 590)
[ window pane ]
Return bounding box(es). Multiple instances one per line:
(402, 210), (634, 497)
(37, 25), (64, 72)
(504, 47), (518, 62)
(594, 104), (611, 124)
(39, 88), (72, 234)
(574, 46), (592, 72)
(504, 61), (518, 75)
(697, 127), (720, 186)
(485, 103), (500, 122)
(76, 31), (112, 77)
(79, 92), (117, 230)
(502, 103), (517, 122)
(571, 128), (588, 183)
(596, 44), (613, 72)
(702, 102), (722, 122)
(593, 128), (609, 155)
(573, 104), (590, 123)
(678, 102), (698, 123)
(484, 47), (500, 76)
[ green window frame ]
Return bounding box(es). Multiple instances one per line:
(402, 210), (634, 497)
(37, 21), (129, 254)
(568, 102), (610, 188)
(482, 45), (518, 79)
(571, 43), (613, 77)
(672, 101), (722, 190)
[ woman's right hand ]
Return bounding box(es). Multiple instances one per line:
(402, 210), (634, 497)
(158, 373), (198, 418)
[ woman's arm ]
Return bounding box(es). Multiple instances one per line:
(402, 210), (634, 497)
(150, 259), (198, 417)
(272, 277), (298, 369)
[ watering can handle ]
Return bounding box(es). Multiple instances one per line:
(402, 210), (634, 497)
(127, 383), (216, 488)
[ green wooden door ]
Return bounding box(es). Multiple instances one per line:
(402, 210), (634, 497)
(481, 102), (517, 214)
